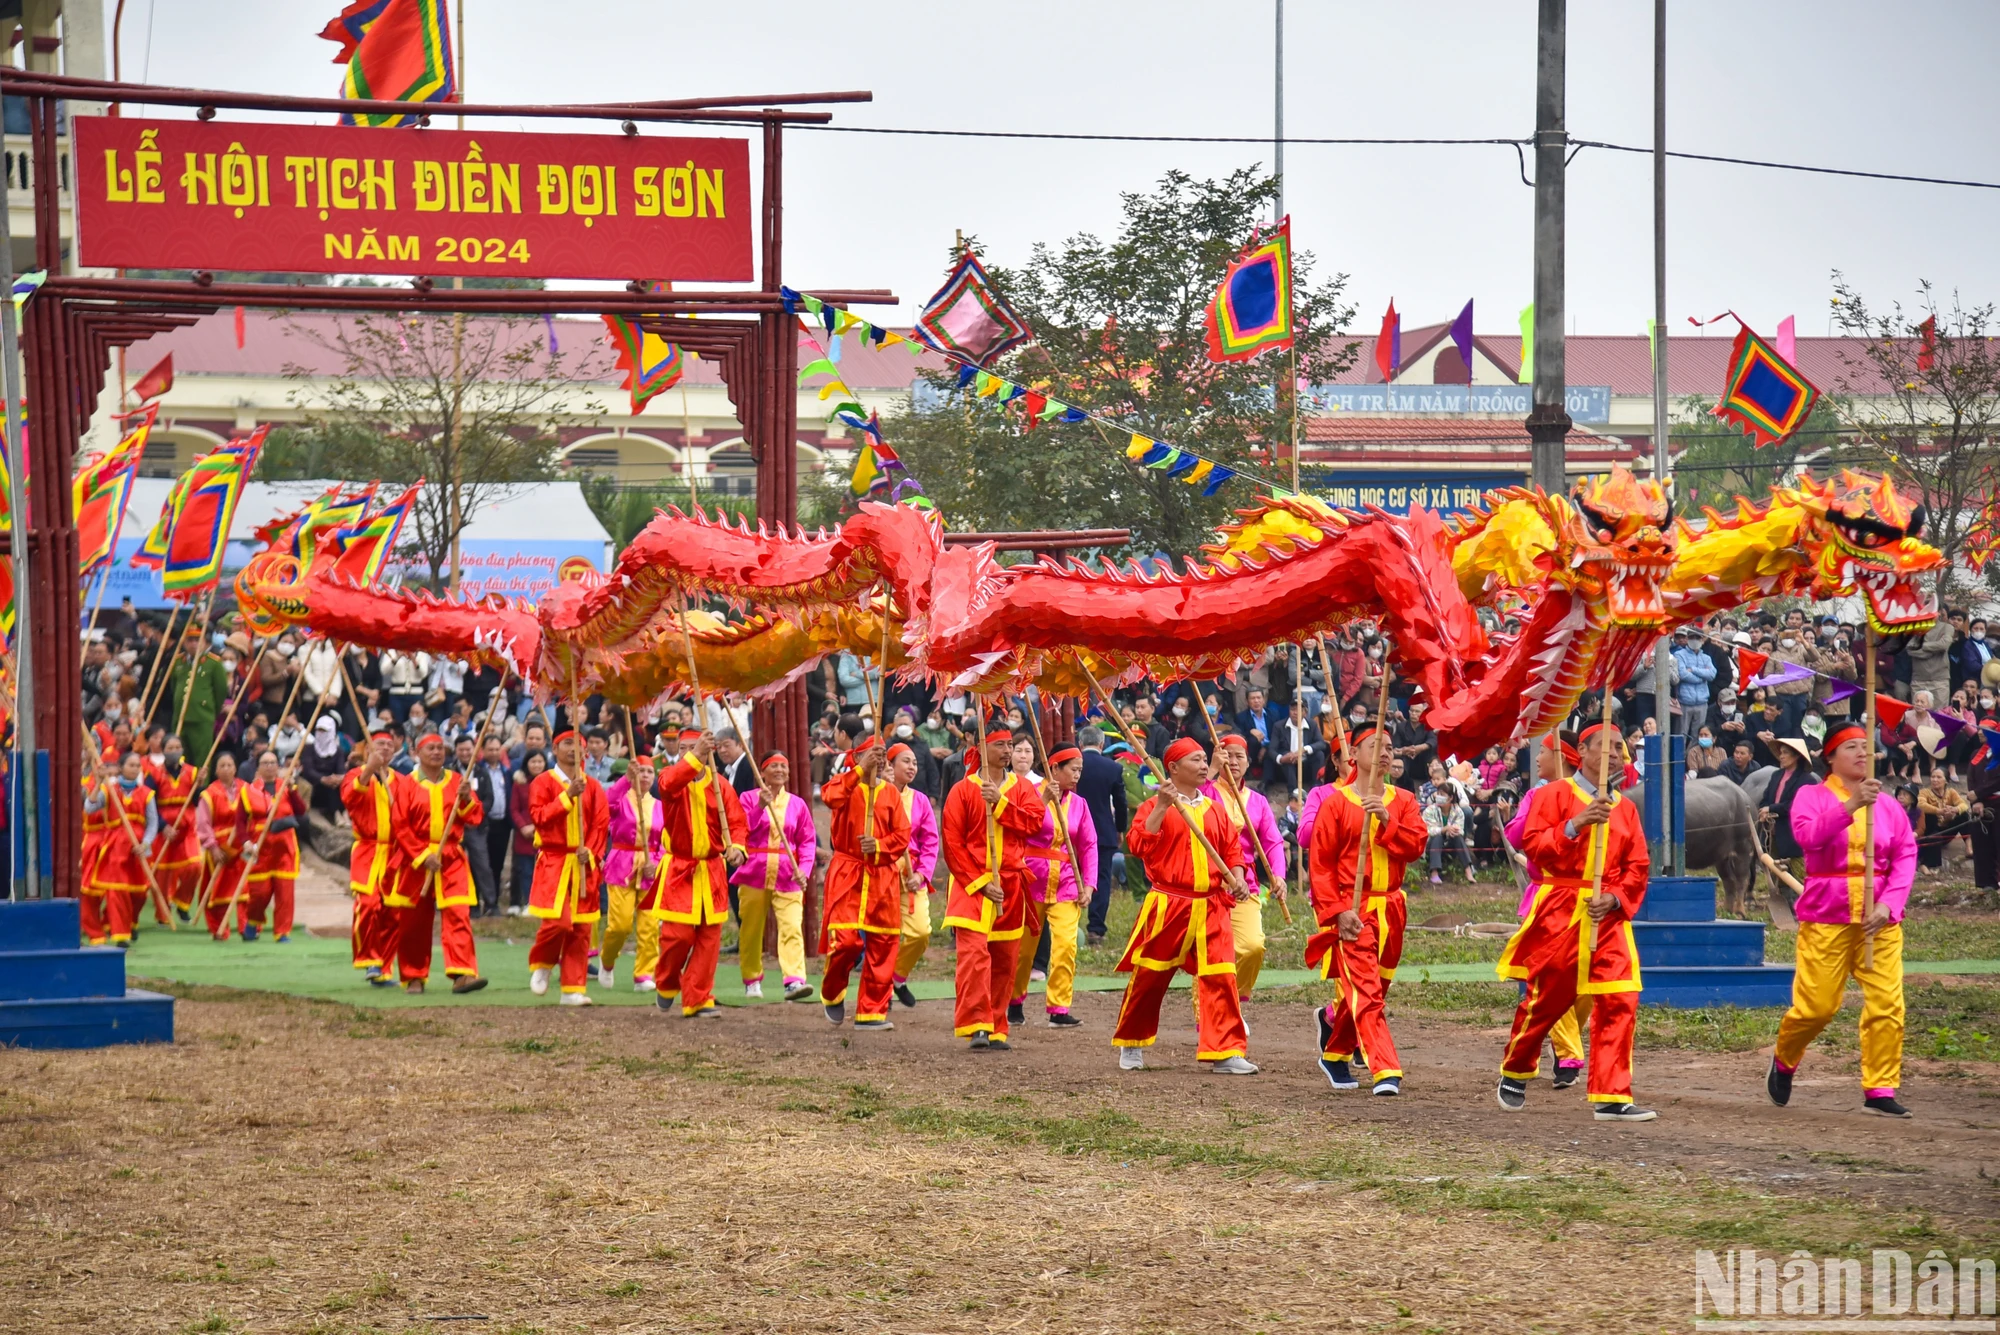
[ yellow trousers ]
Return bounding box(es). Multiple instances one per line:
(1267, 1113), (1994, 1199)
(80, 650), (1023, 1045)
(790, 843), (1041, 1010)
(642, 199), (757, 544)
(1230, 896), (1266, 997)
(737, 886), (806, 985)
(597, 883), (662, 983)
(1775, 921), (1905, 1092)
(894, 886), (933, 982)
(1043, 900), (1082, 1012)
(1548, 997), (1590, 1064)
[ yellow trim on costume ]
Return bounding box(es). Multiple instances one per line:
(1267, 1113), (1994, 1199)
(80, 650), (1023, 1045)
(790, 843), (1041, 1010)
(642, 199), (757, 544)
(1338, 785), (1392, 894)
(1195, 1047), (1246, 1061)
(1499, 1066), (1542, 1081)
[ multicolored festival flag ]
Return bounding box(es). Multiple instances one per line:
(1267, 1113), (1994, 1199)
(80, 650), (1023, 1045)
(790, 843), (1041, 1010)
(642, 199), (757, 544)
(913, 248), (1033, 367)
(318, 0), (457, 128)
(1205, 217), (1293, 364)
(134, 428), (267, 600)
(1963, 495), (2000, 574)
(330, 481), (421, 586)
(73, 406), (157, 580)
(600, 313), (685, 414)
(846, 412), (901, 497)
(1713, 321), (1820, 448)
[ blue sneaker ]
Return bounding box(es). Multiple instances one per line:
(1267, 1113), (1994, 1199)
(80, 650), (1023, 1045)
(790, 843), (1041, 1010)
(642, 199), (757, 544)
(241, 925), (259, 942)
(1321, 1059), (1359, 1091)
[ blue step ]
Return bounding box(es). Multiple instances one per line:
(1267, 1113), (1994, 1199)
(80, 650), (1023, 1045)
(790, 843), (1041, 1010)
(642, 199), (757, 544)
(1639, 964), (1797, 1009)
(1635, 875), (1718, 923)
(1631, 920), (1767, 968)
(0, 990), (176, 1048)
(0, 899), (175, 1048)
(0, 897), (87, 950)
(0, 947), (128, 1001)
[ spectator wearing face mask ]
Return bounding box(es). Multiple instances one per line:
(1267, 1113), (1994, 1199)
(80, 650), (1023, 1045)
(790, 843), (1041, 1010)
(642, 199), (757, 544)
(1961, 619), (1994, 693)
(1671, 628), (1717, 738)
(1687, 726), (1725, 777)
(1808, 628), (1858, 723)
(1771, 625), (1815, 737)
(889, 707), (940, 796)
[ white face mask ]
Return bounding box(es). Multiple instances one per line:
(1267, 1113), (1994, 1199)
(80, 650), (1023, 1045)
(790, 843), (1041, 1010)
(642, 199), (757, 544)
(895, 723), (913, 737)
(1172, 702), (1188, 717)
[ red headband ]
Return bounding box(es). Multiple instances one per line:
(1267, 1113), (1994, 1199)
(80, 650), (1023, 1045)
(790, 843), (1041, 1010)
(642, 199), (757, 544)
(759, 750), (789, 769)
(369, 729), (398, 742)
(983, 728), (1013, 745)
(1047, 746), (1081, 765)
(678, 728), (705, 743)
(1578, 722), (1619, 747)
(849, 734), (883, 756)
(885, 742), (914, 762)
(415, 732), (444, 749)
(1216, 734), (1248, 753)
(1348, 725), (1385, 748)
(552, 730), (579, 747)
(1822, 723), (1868, 758)
(1163, 737), (1205, 767)
(1542, 733), (1582, 768)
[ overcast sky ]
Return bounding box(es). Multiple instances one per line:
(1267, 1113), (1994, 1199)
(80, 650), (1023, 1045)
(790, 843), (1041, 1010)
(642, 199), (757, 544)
(99, 0), (2000, 340)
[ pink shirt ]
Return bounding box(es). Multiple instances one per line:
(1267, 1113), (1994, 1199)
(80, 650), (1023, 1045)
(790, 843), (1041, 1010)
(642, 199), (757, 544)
(1503, 782), (1561, 918)
(1200, 779), (1286, 897)
(898, 785), (940, 884)
(604, 774), (663, 889)
(1024, 788), (1099, 904)
(729, 788), (818, 896)
(1788, 778), (1917, 925)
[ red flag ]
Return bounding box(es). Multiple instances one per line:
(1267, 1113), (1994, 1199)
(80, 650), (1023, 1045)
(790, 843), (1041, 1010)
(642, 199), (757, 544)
(1374, 300), (1400, 382)
(234, 306), (246, 350)
(1737, 649), (1769, 683)
(131, 352), (174, 403)
(1874, 694), (1911, 733)
(1916, 315), (1937, 373)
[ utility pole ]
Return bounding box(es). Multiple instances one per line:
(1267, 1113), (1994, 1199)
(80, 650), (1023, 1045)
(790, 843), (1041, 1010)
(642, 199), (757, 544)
(447, 0), (467, 594)
(1652, 0), (1680, 875)
(1273, 0), (1284, 223)
(1526, 0), (1570, 494)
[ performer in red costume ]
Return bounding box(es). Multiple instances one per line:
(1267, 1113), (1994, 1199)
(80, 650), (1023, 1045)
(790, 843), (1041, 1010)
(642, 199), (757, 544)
(651, 728), (748, 1018)
(387, 733), (488, 994)
(145, 736), (203, 923)
(1496, 722), (1656, 1121)
(818, 736), (912, 1029)
(526, 730), (610, 1005)
(1112, 737), (1257, 1075)
(940, 726), (1046, 1051)
(1306, 724), (1426, 1094)
(341, 729), (404, 986)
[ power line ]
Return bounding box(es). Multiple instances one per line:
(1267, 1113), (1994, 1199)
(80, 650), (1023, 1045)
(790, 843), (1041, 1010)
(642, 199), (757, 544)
(776, 120), (2000, 194)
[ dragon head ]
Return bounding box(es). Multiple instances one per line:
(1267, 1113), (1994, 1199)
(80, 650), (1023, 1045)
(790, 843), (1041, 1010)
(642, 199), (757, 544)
(1564, 465), (1676, 630)
(1797, 470), (1942, 636)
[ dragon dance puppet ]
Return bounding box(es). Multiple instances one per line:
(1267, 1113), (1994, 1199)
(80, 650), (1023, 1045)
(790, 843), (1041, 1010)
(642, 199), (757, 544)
(232, 463), (1939, 760)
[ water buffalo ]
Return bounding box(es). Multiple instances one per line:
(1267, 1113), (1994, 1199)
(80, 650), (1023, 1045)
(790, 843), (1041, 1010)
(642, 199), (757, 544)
(1621, 770), (1775, 918)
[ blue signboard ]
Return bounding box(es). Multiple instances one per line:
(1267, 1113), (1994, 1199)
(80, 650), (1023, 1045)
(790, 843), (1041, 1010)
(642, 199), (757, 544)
(1307, 383), (1612, 423)
(1299, 469), (1526, 517)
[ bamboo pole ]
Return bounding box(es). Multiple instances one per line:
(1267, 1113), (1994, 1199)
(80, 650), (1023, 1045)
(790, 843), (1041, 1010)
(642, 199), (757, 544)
(137, 601), (183, 725)
(146, 635), (280, 858)
(1019, 688), (1092, 914)
(1351, 644), (1396, 914)
(1186, 677), (1290, 924)
(231, 663), (335, 888)
(1863, 629), (1878, 971)
(82, 729), (175, 929)
(1076, 661), (1235, 876)
(722, 692), (801, 882)
(1586, 682), (1617, 954)
(968, 695), (1004, 905)
(172, 590), (218, 738)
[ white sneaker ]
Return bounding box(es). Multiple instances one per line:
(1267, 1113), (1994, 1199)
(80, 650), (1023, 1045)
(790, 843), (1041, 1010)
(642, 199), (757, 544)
(596, 964), (614, 987)
(743, 979), (764, 999)
(1210, 1056), (1260, 1075)
(1118, 1047), (1145, 1071)
(529, 967), (551, 996)
(634, 978), (657, 993)
(558, 992), (593, 1007)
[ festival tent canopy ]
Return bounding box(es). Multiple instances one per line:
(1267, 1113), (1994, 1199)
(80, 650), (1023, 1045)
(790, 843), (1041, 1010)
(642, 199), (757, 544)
(95, 479), (614, 610)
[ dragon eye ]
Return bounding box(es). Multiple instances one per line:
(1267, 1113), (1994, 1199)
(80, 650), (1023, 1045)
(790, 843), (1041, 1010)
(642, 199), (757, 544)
(1597, 529), (1613, 544)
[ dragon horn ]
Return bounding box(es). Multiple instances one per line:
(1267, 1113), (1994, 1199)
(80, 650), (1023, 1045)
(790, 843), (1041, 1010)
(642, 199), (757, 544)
(1906, 503), (1928, 539)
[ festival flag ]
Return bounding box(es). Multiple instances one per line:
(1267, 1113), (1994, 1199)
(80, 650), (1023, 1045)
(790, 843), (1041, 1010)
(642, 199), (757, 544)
(130, 353), (174, 404)
(1448, 299), (1474, 376)
(330, 481), (420, 586)
(1376, 300), (1401, 382)
(1980, 728), (2000, 770)
(1713, 321), (1820, 448)
(296, 482), (379, 569)
(1205, 218), (1293, 364)
(157, 428), (267, 599)
(318, 0), (457, 128)
(1736, 648), (1769, 683)
(1964, 495), (2000, 574)
(1916, 315), (1937, 373)
(1822, 679), (1862, 707)
(1775, 315), (1796, 364)
(73, 406), (156, 579)
(1748, 662), (1812, 690)
(914, 248), (1034, 367)
(601, 313), (685, 414)
(1873, 694), (1911, 733)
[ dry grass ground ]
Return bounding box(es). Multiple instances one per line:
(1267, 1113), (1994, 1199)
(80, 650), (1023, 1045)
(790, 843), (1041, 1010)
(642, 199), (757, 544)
(6, 968), (1999, 1335)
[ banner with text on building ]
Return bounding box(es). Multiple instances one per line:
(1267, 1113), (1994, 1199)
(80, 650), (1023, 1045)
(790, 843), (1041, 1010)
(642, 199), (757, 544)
(74, 117), (752, 282)
(1301, 470), (1526, 518)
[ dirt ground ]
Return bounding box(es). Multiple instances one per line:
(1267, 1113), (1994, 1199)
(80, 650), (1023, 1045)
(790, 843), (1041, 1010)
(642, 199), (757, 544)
(5, 971), (1998, 1335)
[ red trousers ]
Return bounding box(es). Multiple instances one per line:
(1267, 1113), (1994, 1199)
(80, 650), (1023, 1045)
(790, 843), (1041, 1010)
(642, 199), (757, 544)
(79, 891), (140, 945)
(1316, 913), (1402, 1082)
(1112, 892), (1248, 1061)
(203, 897), (239, 938)
(243, 875), (296, 939)
(822, 927), (898, 1023)
(951, 927), (1020, 1040)
(351, 893), (399, 971)
(395, 892), (479, 983)
(528, 915), (593, 995)
(656, 918), (722, 1014)
(1501, 962), (1638, 1103)
(160, 865), (201, 914)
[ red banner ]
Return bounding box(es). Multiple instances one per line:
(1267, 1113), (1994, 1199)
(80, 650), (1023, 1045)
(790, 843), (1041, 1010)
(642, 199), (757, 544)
(74, 116), (753, 283)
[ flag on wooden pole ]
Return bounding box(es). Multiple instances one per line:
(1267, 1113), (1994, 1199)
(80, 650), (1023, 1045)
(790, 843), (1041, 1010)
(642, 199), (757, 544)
(318, 0), (457, 127)
(1205, 218), (1293, 363)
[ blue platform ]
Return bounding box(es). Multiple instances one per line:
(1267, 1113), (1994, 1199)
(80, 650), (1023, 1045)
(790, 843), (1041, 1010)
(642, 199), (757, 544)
(0, 899), (175, 1048)
(1633, 875), (1796, 1008)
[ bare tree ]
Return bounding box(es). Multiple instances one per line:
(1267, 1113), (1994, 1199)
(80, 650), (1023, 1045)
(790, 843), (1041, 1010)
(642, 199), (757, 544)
(279, 314), (607, 585)
(1830, 273), (2000, 599)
